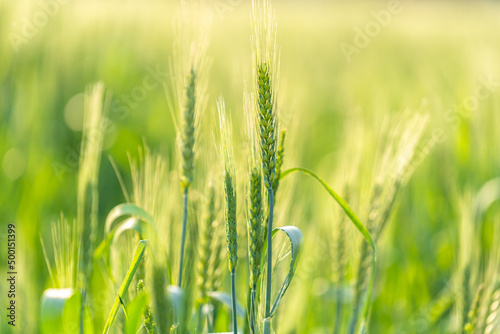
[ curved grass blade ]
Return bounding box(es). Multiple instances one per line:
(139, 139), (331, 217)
(475, 177), (500, 220)
(94, 204), (157, 280)
(207, 291), (246, 319)
(268, 226), (304, 317)
(95, 217), (151, 259)
(280, 167), (376, 254)
(105, 203), (156, 234)
(102, 240), (148, 334)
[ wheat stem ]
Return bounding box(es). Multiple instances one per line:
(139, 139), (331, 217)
(264, 187), (275, 334)
(250, 286), (257, 334)
(178, 187), (189, 287)
(333, 188), (349, 334)
(231, 270), (238, 334)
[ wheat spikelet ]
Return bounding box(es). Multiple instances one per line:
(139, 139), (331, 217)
(272, 129), (286, 195)
(137, 279), (157, 334)
(216, 97), (238, 273)
(256, 62), (276, 190)
(179, 68), (196, 189)
(224, 168), (238, 273)
(464, 283), (485, 333)
(208, 234), (224, 292)
(252, 0), (279, 191)
(243, 89), (264, 290)
(168, 1), (211, 189)
(484, 282), (500, 333)
(197, 180), (217, 301)
(248, 166), (263, 288)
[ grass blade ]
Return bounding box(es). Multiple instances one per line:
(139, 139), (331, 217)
(268, 226), (304, 317)
(102, 240), (148, 334)
(104, 203), (156, 234)
(280, 167), (376, 255)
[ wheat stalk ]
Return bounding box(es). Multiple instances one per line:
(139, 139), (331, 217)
(349, 185), (381, 334)
(333, 185), (350, 334)
(197, 179), (217, 301)
(216, 97), (239, 333)
(76, 83), (107, 334)
(251, 2), (280, 332)
(167, 0), (211, 289)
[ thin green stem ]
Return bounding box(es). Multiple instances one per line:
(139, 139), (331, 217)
(178, 187), (189, 286)
(250, 286), (256, 334)
(80, 288), (86, 334)
(348, 303), (360, 334)
(209, 303), (218, 333)
(231, 270), (238, 334)
(196, 304), (203, 334)
(360, 260), (376, 333)
(333, 287), (343, 334)
(264, 187), (275, 334)
(245, 285), (252, 334)
(207, 310), (213, 334)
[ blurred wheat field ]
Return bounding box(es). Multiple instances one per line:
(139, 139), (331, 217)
(1, 0), (500, 333)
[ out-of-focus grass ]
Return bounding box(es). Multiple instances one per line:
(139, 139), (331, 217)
(1, 0), (500, 332)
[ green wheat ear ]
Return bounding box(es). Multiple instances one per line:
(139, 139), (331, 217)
(257, 61), (276, 190)
(137, 279), (157, 334)
(273, 128), (286, 195)
(216, 97), (238, 273)
(224, 169), (238, 272)
(197, 180), (217, 300)
(248, 166), (263, 288)
(180, 68), (196, 190)
(208, 235), (224, 292)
